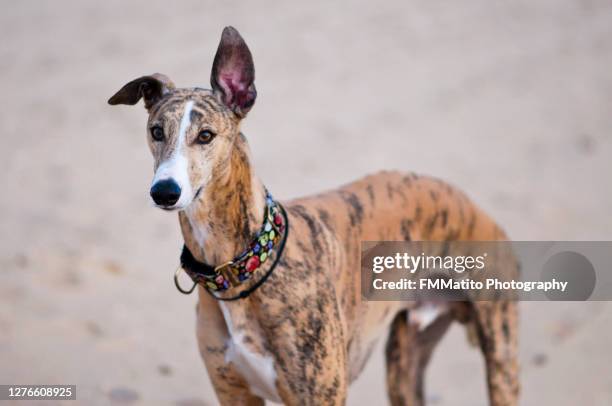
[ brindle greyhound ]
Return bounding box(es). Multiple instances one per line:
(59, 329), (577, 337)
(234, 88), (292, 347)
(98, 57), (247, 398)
(109, 26), (518, 405)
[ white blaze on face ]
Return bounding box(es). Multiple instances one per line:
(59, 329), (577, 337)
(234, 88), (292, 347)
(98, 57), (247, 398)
(151, 100), (195, 209)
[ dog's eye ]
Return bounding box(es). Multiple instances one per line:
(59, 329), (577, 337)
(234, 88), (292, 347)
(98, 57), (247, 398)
(197, 129), (216, 144)
(150, 126), (165, 142)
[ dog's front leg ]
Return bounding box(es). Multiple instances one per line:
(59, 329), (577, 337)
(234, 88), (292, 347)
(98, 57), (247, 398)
(195, 291), (264, 406)
(274, 332), (348, 405)
(264, 296), (348, 405)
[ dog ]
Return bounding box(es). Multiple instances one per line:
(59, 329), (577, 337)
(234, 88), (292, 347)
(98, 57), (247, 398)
(108, 26), (519, 405)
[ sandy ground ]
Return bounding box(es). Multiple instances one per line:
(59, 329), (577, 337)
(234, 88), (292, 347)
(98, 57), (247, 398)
(1, 0), (611, 405)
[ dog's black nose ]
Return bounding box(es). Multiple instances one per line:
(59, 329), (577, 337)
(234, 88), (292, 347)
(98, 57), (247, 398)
(150, 179), (181, 207)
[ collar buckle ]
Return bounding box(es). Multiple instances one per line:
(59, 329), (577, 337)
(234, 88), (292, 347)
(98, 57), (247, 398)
(215, 261), (239, 286)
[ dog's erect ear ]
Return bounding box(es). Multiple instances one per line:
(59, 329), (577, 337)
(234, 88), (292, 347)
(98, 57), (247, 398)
(210, 26), (256, 118)
(108, 73), (175, 110)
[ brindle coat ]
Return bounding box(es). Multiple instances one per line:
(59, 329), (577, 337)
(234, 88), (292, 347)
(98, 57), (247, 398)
(109, 26), (519, 405)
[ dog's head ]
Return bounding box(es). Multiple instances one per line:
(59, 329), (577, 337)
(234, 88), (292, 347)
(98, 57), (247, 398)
(108, 26), (256, 211)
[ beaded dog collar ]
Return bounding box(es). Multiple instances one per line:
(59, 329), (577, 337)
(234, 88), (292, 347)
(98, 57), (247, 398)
(175, 192), (288, 301)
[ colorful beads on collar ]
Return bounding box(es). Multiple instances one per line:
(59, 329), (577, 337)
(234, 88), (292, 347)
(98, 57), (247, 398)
(203, 193), (286, 292)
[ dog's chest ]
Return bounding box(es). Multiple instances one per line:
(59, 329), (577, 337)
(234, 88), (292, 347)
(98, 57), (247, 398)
(219, 303), (281, 403)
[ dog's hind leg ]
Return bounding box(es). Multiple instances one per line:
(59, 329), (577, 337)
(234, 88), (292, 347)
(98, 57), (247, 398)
(385, 309), (453, 406)
(472, 301), (519, 406)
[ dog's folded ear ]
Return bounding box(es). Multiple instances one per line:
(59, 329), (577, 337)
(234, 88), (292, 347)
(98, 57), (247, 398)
(108, 73), (175, 110)
(211, 26), (257, 118)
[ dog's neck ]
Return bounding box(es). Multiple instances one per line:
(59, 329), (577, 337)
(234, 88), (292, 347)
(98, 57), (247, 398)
(178, 133), (266, 265)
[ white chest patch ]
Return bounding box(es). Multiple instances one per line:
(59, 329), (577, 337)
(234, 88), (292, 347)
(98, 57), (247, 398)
(219, 303), (281, 403)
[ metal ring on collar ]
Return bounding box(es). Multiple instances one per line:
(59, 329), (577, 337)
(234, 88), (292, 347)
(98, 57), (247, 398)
(174, 266), (197, 295)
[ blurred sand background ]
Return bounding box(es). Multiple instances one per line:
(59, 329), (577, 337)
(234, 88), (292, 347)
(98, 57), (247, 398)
(1, 0), (612, 405)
